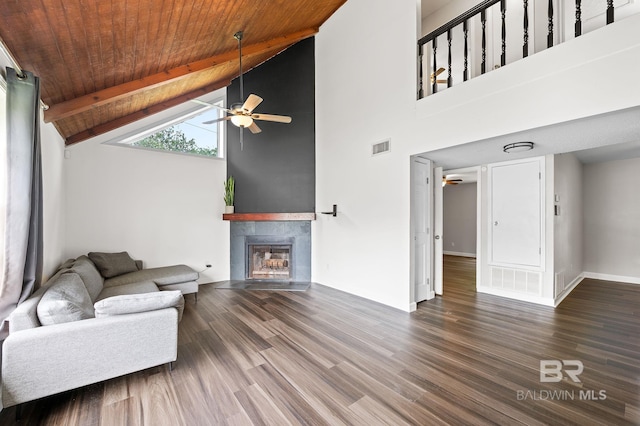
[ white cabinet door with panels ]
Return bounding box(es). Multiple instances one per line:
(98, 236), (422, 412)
(489, 157), (544, 269)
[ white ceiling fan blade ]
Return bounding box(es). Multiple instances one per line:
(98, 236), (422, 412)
(248, 121), (262, 134)
(202, 116), (231, 125)
(242, 94), (263, 113)
(252, 113), (292, 124)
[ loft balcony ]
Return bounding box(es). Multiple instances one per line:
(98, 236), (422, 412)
(418, 0), (640, 99)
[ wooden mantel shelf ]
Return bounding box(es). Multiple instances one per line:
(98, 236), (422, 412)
(222, 212), (316, 221)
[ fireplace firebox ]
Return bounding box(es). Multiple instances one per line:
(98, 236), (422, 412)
(245, 236), (294, 280)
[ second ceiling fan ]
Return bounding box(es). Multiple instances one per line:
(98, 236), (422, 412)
(443, 176), (463, 186)
(203, 31), (292, 147)
(430, 67), (446, 85)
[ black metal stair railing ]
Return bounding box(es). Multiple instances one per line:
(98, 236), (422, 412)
(418, 0), (617, 99)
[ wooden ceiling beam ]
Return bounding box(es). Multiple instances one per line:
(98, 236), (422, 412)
(45, 27), (318, 123)
(64, 79), (231, 146)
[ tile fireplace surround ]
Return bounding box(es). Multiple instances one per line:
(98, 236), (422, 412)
(230, 221), (311, 281)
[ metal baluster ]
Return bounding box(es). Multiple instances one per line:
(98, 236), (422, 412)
(447, 29), (453, 88)
(463, 20), (469, 81)
(481, 10), (487, 74)
(523, 0), (529, 58)
(607, 0), (614, 24)
(432, 37), (438, 94)
(575, 0), (582, 37)
(418, 44), (424, 99)
(501, 0), (506, 66)
(548, 0), (554, 48)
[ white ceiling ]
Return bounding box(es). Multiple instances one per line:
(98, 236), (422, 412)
(444, 171), (478, 184)
(420, 106), (640, 170)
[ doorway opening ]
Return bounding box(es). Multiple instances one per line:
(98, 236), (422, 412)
(440, 167), (480, 295)
(410, 158), (482, 308)
(443, 255), (477, 295)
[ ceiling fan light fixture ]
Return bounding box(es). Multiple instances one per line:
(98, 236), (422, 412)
(230, 114), (253, 128)
(503, 142), (534, 153)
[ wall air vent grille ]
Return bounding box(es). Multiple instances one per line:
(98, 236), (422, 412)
(372, 139), (390, 156)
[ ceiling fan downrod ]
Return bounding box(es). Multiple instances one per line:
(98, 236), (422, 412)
(234, 31), (244, 106)
(233, 31), (245, 149)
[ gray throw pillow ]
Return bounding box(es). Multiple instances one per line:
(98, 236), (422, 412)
(94, 290), (184, 321)
(37, 272), (95, 325)
(88, 251), (138, 278)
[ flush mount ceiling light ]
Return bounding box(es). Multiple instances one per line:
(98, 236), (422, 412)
(503, 142), (534, 153)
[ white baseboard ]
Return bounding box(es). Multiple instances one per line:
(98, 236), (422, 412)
(583, 272), (640, 285)
(553, 271), (640, 307)
(476, 286), (555, 306)
(476, 271), (639, 309)
(554, 274), (585, 307)
(443, 251), (477, 258)
(409, 302), (417, 312)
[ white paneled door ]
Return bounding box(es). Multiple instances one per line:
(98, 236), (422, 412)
(434, 166), (444, 295)
(412, 157), (435, 303)
(489, 158), (543, 268)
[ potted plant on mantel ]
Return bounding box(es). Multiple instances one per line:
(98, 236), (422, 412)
(224, 176), (235, 214)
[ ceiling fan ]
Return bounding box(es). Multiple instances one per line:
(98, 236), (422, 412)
(201, 31), (292, 148)
(430, 67), (447, 85)
(443, 176), (463, 186)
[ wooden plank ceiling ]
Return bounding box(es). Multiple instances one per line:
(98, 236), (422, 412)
(0, 0), (347, 145)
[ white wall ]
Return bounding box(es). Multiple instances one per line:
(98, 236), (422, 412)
(553, 153), (583, 297)
(583, 157), (640, 282)
(314, 0), (418, 311)
(315, 0), (640, 311)
(41, 120), (67, 281)
(414, 15), (640, 149)
(63, 88), (230, 284)
(443, 183), (477, 256)
(422, 0), (477, 35)
(64, 141), (229, 283)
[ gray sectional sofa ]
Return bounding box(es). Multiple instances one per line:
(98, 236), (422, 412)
(1, 253), (199, 407)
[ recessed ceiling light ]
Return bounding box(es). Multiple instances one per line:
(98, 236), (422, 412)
(503, 142), (534, 153)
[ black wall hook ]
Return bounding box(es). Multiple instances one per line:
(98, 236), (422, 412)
(320, 204), (337, 217)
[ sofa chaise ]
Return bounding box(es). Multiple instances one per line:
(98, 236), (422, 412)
(1, 252), (198, 408)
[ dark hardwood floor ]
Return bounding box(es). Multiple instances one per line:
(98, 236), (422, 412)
(2, 255), (639, 425)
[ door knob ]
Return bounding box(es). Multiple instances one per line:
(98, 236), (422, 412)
(494, 221), (499, 226)
(435, 235), (440, 240)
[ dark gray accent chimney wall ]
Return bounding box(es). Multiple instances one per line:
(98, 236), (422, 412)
(226, 37), (315, 213)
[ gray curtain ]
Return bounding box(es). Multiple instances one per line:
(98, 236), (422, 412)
(0, 68), (43, 337)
